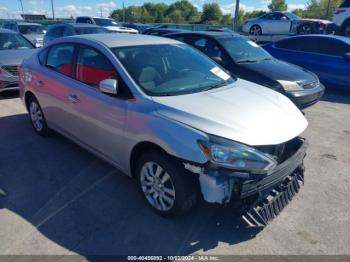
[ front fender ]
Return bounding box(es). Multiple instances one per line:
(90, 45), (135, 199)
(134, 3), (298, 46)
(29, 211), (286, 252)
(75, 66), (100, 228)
(122, 100), (209, 175)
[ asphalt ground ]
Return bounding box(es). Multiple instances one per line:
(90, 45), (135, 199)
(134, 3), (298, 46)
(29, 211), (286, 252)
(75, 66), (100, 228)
(0, 89), (349, 258)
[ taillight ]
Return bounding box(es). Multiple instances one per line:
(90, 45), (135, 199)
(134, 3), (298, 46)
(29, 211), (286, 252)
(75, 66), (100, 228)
(335, 9), (346, 15)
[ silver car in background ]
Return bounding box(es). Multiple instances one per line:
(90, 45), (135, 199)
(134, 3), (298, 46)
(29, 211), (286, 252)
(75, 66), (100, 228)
(242, 11), (333, 35)
(19, 34), (308, 226)
(0, 29), (36, 93)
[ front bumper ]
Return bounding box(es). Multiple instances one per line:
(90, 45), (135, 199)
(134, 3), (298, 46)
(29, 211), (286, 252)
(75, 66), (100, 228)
(287, 83), (325, 109)
(0, 79), (19, 93)
(191, 137), (307, 227)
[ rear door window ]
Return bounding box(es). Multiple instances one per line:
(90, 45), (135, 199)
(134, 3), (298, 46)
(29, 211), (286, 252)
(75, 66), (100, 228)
(46, 44), (75, 77)
(76, 46), (117, 87)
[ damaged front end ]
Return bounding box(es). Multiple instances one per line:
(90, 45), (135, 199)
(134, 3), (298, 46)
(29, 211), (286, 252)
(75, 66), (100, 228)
(184, 137), (307, 228)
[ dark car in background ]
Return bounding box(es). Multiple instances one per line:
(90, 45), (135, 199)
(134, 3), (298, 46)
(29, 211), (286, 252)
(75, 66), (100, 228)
(0, 29), (36, 93)
(166, 31), (325, 109)
(264, 35), (350, 89)
(43, 23), (108, 45)
(143, 28), (184, 36)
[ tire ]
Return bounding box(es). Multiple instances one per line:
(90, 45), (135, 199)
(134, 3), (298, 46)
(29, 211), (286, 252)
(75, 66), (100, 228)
(342, 21), (350, 37)
(249, 25), (262, 35)
(28, 96), (50, 136)
(298, 23), (314, 35)
(136, 151), (197, 217)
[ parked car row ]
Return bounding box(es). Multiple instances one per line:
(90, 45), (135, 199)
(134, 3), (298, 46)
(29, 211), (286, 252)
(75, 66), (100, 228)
(1, 17), (348, 227)
(165, 31), (325, 109)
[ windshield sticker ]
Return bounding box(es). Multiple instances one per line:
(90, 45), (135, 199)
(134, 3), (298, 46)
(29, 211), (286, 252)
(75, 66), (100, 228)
(210, 67), (230, 81)
(247, 41), (259, 48)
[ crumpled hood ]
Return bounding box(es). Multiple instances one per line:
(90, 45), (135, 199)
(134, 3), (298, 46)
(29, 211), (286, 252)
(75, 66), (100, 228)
(152, 79), (308, 146)
(0, 49), (37, 66)
(239, 59), (317, 84)
(299, 18), (332, 24)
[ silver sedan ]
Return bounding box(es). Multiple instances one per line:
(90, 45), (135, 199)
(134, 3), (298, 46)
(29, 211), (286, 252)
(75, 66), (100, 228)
(18, 34), (307, 224)
(242, 11), (333, 35)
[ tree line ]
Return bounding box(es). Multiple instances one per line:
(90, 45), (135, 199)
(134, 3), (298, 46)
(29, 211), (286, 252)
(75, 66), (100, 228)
(110, 0), (343, 27)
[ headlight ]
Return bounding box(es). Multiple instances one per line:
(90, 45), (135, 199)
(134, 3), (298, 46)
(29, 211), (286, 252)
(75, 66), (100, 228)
(198, 136), (277, 173)
(277, 80), (302, 92)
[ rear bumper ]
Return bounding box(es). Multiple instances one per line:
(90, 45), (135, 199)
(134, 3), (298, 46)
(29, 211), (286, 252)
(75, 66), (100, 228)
(287, 83), (325, 109)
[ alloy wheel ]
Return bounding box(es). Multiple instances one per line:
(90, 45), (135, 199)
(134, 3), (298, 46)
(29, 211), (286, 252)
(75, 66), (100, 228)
(29, 101), (44, 132)
(140, 161), (176, 212)
(250, 25), (262, 35)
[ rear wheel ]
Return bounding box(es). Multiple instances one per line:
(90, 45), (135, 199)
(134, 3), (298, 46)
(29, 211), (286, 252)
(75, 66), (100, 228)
(136, 151), (197, 217)
(28, 96), (50, 136)
(342, 21), (350, 37)
(249, 25), (262, 35)
(298, 23), (314, 34)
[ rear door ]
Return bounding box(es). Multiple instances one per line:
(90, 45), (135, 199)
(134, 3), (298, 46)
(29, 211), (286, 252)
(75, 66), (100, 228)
(33, 43), (77, 132)
(65, 44), (129, 166)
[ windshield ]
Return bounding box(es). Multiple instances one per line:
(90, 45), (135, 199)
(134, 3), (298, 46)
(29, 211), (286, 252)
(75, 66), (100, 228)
(76, 27), (108, 34)
(0, 33), (34, 50)
(94, 18), (118, 27)
(18, 25), (47, 35)
(111, 44), (234, 96)
(219, 37), (273, 63)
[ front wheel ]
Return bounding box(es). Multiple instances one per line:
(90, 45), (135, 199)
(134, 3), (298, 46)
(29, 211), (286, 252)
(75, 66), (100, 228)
(249, 25), (262, 35)
(298, 24), (314, 34)
(28, 96), (50, 136)
(136, 152), (197, 217)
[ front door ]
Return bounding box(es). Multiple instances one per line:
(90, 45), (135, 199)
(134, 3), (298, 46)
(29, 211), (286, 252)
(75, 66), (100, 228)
(65, 45), (129, 167)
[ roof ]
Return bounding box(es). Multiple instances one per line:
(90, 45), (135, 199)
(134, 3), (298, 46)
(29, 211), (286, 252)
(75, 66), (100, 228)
(282, 34), (350, 44)
(0, 29), (18, 34)
(67, 33), (180, 47)
(17, 22), (42, 26)
(68, 23), (102, 28)
(165, 31), (241, 38)
(52, 23), (102, 28)
(2, 21), (41, 26)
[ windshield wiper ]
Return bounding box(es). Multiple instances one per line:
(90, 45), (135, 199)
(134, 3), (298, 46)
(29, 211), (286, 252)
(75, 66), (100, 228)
(236, 59), (258, 63)
(201, 82), (228, 92)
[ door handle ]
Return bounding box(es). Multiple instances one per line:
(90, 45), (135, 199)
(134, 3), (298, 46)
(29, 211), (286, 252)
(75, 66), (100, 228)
(68, 94), (80, 104)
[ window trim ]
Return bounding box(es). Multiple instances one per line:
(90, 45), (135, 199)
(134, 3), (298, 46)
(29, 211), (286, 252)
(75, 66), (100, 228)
(72, 43), (133, 99)
(44, 42), (77, 79)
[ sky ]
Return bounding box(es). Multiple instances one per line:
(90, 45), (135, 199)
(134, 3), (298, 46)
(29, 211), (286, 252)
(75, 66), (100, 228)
(0, 0), (308, 19)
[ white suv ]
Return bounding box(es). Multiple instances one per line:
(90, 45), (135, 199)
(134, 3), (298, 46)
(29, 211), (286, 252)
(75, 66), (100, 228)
(75, 16), (138, 34)
(333, 0), (350, 36)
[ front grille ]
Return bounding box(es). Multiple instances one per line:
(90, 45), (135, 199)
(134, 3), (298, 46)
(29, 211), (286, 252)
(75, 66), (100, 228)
(2, 66), (18, 76)
(0, 80), (18, 89)
(255, 138), (303, 164)
(241, 171), (304, 227)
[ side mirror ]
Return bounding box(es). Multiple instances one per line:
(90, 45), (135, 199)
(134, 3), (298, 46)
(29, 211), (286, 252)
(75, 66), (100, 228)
(99, 79), (118, 95)
(343, 53), (350, 61)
